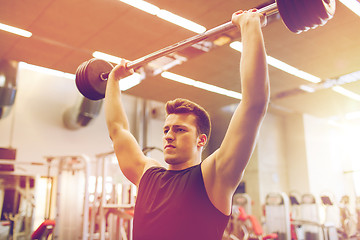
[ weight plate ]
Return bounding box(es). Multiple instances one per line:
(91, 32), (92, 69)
(303, 0), (335, 30)
(318, 0), (336, 25)
(293, 0), (316, 31)
(304, 0), (326, 27)
(76, 60), (93, 99)
(84, 58), (114, 100)
(80, 61), (97, 100)
(276, 0), (335, 33)
(286, 0), (309, 33)
(276, 0), (300, 33)
(82, 59), (104, 100)
(315, 0), (336, 21)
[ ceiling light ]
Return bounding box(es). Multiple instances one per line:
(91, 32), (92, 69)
(339, 0), (360, 16)
(266, 56), (321, 83)
(19, 61), (141, 91)
(118, 0), (206, 33)
(213, 36), (232, 46)
(229, 41), (243, 52)
(161, 71), (242, 99)
(0, 23), (32, 38)
(0, 74), (5, 87)
(332, 86), (360, 101)
(157, 10), (206, 33)
(120, 73), (142, 91)
(337, 70), (360, 84)
(118, 0), (160, 15)
(18, 62), (75, 80)
(299, 85), (316, 93)
(230, 41), (322, 83)
(93, 51), (121, 64)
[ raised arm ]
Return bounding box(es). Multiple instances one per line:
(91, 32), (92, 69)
(105, 59), (160, 186)
(219, 9), (269, 188)
(220, 9), (269, 186)
(202, 9), (270, 214)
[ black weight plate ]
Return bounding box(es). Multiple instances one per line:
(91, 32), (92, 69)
(82, 59), (104, 100)
(78, 62), (88, 95)
(293, 0), (317, 31)
(276, 0), (301, 33)
(78, 60), (98, 100)
(277, 0), (335, 33)
(303, 0), (335, 29)
(314, 0), (336, 21)
(304, 0), (326, 27)
(76, 60), (93, 99)
(318, 0), (336, 25)
(84, 58), (114, 100)
(79, 61), (97, 100)
(285, 0), (310, 33)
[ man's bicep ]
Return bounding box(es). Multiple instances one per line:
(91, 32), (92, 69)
(217, 106), (265, 184)
(111, 129), (150, 185)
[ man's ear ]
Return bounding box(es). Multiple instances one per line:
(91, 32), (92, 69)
(197, 134), (207, 147)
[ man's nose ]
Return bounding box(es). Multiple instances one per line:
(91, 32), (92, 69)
(165, 131), (175, 141)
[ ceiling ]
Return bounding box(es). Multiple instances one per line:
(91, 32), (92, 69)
(1, 0), (360, 122)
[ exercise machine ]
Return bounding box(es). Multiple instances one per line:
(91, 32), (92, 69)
(264, 192), (291, 240)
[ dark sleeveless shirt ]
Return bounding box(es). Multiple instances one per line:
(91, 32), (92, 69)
(133, 164), (230, 240)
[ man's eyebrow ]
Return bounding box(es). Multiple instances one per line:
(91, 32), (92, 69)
(163, 124), (188, 129)
(174, 125), (186, 128)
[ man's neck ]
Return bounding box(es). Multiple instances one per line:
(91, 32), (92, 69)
(167, 159), (201, 171)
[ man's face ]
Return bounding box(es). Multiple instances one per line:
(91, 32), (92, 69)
(163, 113), (202, 167)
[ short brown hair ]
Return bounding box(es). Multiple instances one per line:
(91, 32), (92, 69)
(165, 98), (211, 140)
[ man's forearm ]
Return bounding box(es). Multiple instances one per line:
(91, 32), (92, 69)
(105, 76), (130, 135)
(104, 60), (134, 135)
(240, 18), (270, 108)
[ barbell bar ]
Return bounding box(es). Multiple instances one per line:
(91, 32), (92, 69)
(75, 0), (336, 101)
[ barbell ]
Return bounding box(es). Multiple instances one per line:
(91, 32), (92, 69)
(76, 0), (336, 101)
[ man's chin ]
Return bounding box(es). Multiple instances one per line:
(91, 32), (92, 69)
(164, 158), (175, 165)
(164, 157), (182, 165)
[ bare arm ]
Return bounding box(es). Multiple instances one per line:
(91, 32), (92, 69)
(202, 9), (270, 214)
(218, 9), (269, 184)
(105, 59), (161, 186)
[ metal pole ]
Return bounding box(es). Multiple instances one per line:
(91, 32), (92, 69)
(99, 2), (279, 79)
(127, 2), (278, 70)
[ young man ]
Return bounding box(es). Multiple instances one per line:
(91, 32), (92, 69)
(105, 9), (269, 240)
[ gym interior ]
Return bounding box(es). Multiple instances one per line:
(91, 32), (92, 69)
(1, 0), (360, 239)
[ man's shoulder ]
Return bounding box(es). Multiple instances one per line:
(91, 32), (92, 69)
(140, 164), (166, 182)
